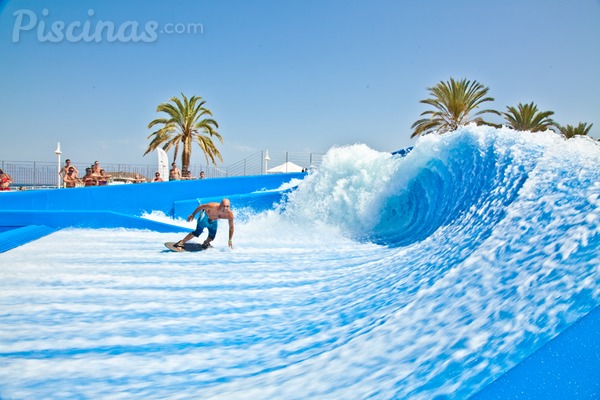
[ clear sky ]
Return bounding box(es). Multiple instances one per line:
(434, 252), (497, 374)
(1, 0), (599, 166)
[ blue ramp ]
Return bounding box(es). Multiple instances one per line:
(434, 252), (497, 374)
(0, 225), (56, 253)
(471, 305), (600, 399)
(0, 210), (189, 233)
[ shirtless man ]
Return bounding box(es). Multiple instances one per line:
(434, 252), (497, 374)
(96, 169), (111, 185)
(82, 167), (98, 186)
(132, 173), (145, 183)
(169, 163), (181, 181)
(63, 167), (81, 188)
(91, 160), (101, 175)
(152, 172), (163, 182)
(60, 159), (79, 181)
(174, 198), (235, 250)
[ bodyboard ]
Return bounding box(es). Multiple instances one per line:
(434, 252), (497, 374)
(164, 242), (211, 252)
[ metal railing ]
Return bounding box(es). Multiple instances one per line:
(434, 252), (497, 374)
(0, 151), (324, 189)
(225, 151), (323, 176)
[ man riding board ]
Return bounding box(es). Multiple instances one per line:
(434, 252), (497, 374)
(174, 198), (234, 250)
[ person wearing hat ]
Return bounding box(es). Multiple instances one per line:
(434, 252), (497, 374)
(169, 162), (182, 181)
(0, 169), (13, 191)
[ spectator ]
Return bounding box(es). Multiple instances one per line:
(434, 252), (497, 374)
(169, 162), (181, 181)
(92, 160), (101, 174)
(97, 169), (111, 186)
(181, 170), (195, 180)
(132, 173), (145, 183)
(82, 167), (98, 187)
(199, 171), (206, 179)
(60, 159), (79, 181)
(0, 168), (13, 191)
(63, 167), (81, 188)
(152, 172), (164, 182)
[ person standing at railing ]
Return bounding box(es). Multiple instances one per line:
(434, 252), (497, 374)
(59, 159), (79, 182)
(132, 173), (146, 183)
(91, 160), (102, 175)
(152, 172), (164, 182)
(63, 167), (81, 188)
(169, 162), (182, 181)
(181, 170), (195, 180)
(0, 168), (13, 191)
(82, 168), (98, 187)
(96, 169), (112, 186)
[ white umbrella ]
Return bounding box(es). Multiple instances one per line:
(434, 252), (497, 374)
(267, 161), (304, 173)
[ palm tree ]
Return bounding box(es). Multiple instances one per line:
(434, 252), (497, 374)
(145, 93), (222, 171)
(558, 122), (593, 139)
(502, 102), (557, 132)
(410, 77), (500, 138)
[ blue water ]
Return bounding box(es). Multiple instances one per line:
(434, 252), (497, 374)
(1, 125), (599, 399)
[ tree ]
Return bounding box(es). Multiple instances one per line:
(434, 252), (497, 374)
(410, 77), (500, 138)
(502, 102), (557, 132)
(145, 93), (222, 171)
(558, 122), (593, 139)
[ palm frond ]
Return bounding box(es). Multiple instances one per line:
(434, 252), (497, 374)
(502, 102), (556, 132)
(145, 93), (222, 170)
(559, 122), (593, 139)
(411, 77), (499, 138)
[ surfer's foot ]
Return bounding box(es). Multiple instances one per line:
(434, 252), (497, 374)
(174, 241), (185, 250)
(202, 242), (212, 249)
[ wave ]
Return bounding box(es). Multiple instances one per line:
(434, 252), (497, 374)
(273, 124), (600, 397)
(285, 124), (600, 250)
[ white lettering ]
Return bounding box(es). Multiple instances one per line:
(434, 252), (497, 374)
(188, 23), (204, 34)
(116, 21), (140, 42)
(81, 10), (96, 42)
(12, 9), (37, 42)
(94, 21), (116, 42)
(65, 21), (84, 42)
(38, 19), (64, 43)
(11, 8), (201, 44)
(140, 21), (159, 42)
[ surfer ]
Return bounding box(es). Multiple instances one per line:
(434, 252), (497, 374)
(174, 198), (235, 250)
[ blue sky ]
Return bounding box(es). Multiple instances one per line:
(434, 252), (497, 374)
(1, 0), (599, 166)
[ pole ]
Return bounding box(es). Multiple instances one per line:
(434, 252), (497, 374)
(264, 150), (270, 174)
(54, 142), (62, 188)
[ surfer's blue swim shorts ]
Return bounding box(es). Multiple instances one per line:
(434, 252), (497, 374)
(192, 211), (218, 239)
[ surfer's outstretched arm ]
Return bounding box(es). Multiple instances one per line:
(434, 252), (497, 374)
(187, 205), (206, 222)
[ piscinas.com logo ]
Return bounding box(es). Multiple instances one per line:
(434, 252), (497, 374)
(12, 8), (204, 43)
